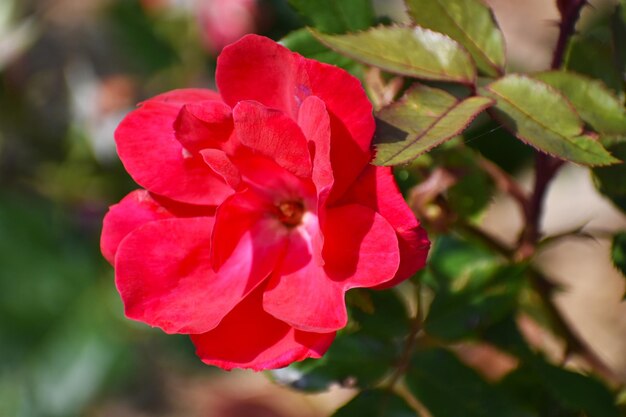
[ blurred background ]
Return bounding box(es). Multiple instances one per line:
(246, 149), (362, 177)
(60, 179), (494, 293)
(1, 0), (625, 416)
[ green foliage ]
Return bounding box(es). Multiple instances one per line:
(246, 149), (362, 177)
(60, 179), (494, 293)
(313, 26), (476, 84)
(405, 0), (506, 76)
(593, 141), (626, 212)
(107, 1), (179, 74)
(407, 348), (527, 417)
(534, 71), (626, 137)
(332, 390), (416, 417)
(433, 146), (496, 218)
(425, 264), (525, 341)
(480, 75), (619, 166)
(0, 193), (128, 417)
(280, 289), (409, 391)
(288, 0), (374, 33)
(501, 356), (621, 417)
(374, 83), (493, 165)
(565, 4), (626, 96)
(424, 235), (523, 340)
(611, 232), (626, 295)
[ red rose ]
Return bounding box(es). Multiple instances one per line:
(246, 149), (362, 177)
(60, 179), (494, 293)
(101, 35), (429, 370)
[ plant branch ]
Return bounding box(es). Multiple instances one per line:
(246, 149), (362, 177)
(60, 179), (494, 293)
(530, 270), (623, 385)
(477, 155), (528, 217)
(516, 154), (564, 260)
(552, 0), (588, 69)
(387, 281), (423, 388)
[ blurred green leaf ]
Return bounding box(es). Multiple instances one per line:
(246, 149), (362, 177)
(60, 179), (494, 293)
(611, 232), (626, 295)
(332, 389), (417, 417)
(501, 356), (621, 417)
(480, 74), (619, 166)
(279, 289), (408, 391)
(426, 234), (499, 291)
(425, 264), (525, 341)
(534, 71), (626, 136)
(407, 348), (527, 417)
(405, 0), (505, 76)
(565, 4), (626, 96)
(280, 28), (361, 75)
(533, 359), (620, 417)
(434, 146), (496, 218)
(313, 26), (476, 84)
(288, 0), (374, 33)
(374, 83), (493, 165)
(464, 120), (534, 173)
(592, 141), (626, 213)
(107, 1), (179, 74)
(0, 192), (128, 417)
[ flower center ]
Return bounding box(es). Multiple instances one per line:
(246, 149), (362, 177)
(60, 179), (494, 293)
(277, 200), (305, 227)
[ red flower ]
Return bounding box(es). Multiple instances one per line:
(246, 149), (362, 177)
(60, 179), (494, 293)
(101, 35), (430, 371)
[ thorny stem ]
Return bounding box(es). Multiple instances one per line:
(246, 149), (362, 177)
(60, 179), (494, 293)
(517, 0), (587, 260)
(530, 272), (623, 385)
(551, 0), (588, 69)
(512, 0), (622, 384)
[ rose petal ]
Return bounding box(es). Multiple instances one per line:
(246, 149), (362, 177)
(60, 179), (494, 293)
(298, 96), (333, 193)
(200, 148), (241, 189)
(263, 204), (400, 332)
(192, 287), (335, 371)
(339, 165), (430, 285)
(174, 100), (233, 153)
(115, 89), (234, 205)
(100, 190), (173, 264)
(233, 101), (312, 178)
(305, 59), (375, 155)
(115, 217), (280, 334)
(263, 227), (347, 332)
(216, 34), (309, 119)
(211, 188), (277, 269)
(322, 204), (400, 287)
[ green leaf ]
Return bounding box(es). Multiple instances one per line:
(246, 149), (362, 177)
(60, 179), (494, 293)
(611, 233), (626, 292)
(593, 141), (626, 213)
(405, 0), (505, 76)
(332, 390), (416, 417)
(464, 120), (534, 174)
(565, 6), (626, 96)
(534, 71), (626, 136)
(426, 234), (498, 290)
(313, 25), (476, 84)
(278, 289), (408, 391)
(433, 146), (495, 218)
(374, 83), (493, 165)
(533, 359), (621, 417)
(480, 74), (619, 166)
(425, 264), (526, 341)
(407, 348), (526, 417)
(288, 0), (374, 33)
(280, 28), (361, 75)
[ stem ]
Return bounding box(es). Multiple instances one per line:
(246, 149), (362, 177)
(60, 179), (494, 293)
(477, 155), (528, 218)
(531, 271), (623, 385)
(387, 281), (423, 388)
(516, 154), (564, 260)
(551, 0), (588, 69)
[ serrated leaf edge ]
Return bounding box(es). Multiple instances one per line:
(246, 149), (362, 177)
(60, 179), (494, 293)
(374, 91), (494, 165)
(311, 24), (477, 84)
(483, 74), (619, 167)
(406, 0), (506, 76)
